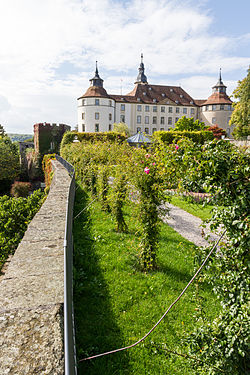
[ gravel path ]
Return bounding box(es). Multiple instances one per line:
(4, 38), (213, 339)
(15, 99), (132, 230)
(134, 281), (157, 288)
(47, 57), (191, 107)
(162, 203), (219, 247)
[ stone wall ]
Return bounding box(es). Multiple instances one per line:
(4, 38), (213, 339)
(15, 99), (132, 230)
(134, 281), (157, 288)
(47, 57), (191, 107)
(0, 160), (72, 374)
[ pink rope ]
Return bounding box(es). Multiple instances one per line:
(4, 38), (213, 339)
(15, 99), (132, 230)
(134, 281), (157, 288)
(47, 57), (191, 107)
(79, 229), (226, 362)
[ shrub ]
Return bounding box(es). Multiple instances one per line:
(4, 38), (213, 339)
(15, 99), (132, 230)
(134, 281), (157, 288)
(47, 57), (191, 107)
(10, 181), (31, 197)
(208, 124), (226, 139)
(0, 190), (44, 269)
(42, 154), (56, 187)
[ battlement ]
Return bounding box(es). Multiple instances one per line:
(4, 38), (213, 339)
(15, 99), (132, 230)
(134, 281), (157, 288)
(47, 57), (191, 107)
(34, 122), (71, 155)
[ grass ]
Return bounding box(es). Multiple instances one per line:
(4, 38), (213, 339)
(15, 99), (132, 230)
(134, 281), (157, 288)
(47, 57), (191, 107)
(73, 184), (220, 374)
(170, 196), (215, 221)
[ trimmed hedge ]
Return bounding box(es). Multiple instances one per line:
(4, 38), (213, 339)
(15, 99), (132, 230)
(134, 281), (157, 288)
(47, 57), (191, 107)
(60, 131), (127, 150)
(153, 130), (214, 144)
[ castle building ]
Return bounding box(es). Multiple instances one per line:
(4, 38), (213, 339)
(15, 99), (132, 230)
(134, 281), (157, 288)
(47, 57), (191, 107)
(77, 56), (234, 136)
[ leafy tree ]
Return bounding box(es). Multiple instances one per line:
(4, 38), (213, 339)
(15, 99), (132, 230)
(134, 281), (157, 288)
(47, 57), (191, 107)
(0, 124), (6, 137)
(174, 116), (207, 131)
(113, 122), (131, 136)
(0, 136), (20, 194)
(230, 67), (250, 139)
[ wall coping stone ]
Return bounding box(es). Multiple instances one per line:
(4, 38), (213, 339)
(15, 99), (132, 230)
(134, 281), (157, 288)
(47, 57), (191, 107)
(0, 160), (71, 374)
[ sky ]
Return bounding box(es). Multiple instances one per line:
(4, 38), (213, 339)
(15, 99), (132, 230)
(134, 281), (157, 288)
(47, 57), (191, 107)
(0, 0), (249, 134)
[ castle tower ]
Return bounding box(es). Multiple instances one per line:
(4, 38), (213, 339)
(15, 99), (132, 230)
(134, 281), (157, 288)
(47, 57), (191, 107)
(77, 62), (115, 132)
(199, 69), (234, 136)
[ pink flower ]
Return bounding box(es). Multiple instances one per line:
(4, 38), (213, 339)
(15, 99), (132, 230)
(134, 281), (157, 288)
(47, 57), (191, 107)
(152, 162), (156, 166)
(145, 154), (151, 158)
(144, 167), (150, 174)
(175, 145), (179, 150)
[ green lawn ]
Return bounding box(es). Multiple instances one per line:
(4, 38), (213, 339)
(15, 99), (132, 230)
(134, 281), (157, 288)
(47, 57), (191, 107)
(73, 184), (220, 374)
(170, 196), (214, 221)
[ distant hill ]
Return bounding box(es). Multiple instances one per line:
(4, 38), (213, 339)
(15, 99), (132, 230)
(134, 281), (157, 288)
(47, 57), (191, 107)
(7, 133), (33, 142)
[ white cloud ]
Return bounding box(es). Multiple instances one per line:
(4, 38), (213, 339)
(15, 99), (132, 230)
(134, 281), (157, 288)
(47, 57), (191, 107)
(0, 0), (249, 133)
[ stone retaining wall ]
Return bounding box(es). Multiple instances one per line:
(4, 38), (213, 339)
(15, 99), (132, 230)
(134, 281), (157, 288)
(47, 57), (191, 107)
(0, 160), (71, 375)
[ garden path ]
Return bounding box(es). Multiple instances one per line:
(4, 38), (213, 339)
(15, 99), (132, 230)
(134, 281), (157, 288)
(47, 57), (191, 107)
(162, 203), (219, 247)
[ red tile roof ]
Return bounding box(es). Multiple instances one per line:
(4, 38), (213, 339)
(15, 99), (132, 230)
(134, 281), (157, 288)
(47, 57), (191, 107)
(78, 86), (110, 99)
(110, 84), (195, 105)
(202, 92), (232, 105)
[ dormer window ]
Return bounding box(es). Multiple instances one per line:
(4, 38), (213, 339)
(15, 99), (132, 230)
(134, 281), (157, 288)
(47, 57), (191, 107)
(121, 97), (125, 101)
(153, 98), (157, 103)
(190, 101), (194, 105)
(180, 94), (183, 98)
(175, 100), (179, 104)
(137, 97), (141, 102)
(149, 87), (152, 91)
(162, 93), (166, 97)
(143, 92), (146, 96)
(170, 88), (173, 92)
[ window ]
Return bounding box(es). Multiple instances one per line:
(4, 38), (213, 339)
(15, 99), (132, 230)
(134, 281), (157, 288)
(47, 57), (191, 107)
(137, 115), (141, 123)
(82, 124), (85, 132)
(145, 116), (149, 124)
(160, 128), (164, 131)
(82, 113), (85, 120)
(109, 124), (112, 131)
(212, 117), (216, 124)
(205, 105), (209, 111)
(95, 112), (99, 120)
(168, 107), (173, 113)
(160, 117), (165, 124)
(121, 115), (125, 122)
(153, 106), (157, 112)
(95, 99), (100, 105)
(191, 108), (195, 115)
(175, 117), (179, 123)
(153, 116), (157, 124)
(212, 104), (217, 111)
(137, 105), (142, 111)
(220, 104), (225, 110)
(109, 100), (112, 106)
(82, 99), (85, 105)
(227, 128), (230, 135)
(152, 128), (157, 133)
(227, 105), (231, 110)
(145, 105), (150, 112)
(161, 106), (165, 112)
(183, 108), (187, 114)
(168, 117), (172, 125)
(145, 127), (149, 134)
(95, 124), (99, 132)
(137, 127), (141, 132)
(109, 113), (112, 121)
(176, 107), (180, 113)
(121, 104), (125, 111)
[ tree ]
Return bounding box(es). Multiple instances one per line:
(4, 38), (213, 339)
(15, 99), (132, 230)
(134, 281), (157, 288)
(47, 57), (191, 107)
(230, 67), (250, 139)
(0, 136), (20, 194)
(173, 116), (207, 131)
(0, 124), (6, 137)
(113, 122), (131, 136)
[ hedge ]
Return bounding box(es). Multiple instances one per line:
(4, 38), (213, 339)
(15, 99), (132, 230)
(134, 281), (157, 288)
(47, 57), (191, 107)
(153, 130), (214, 144)
(60, 131), (127, 150)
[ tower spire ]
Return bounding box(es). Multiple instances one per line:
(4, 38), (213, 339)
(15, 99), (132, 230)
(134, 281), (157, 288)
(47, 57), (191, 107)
(89, 61), (104, 87)
(135, 53), (148, 84)
(212, 68), (227, 93)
